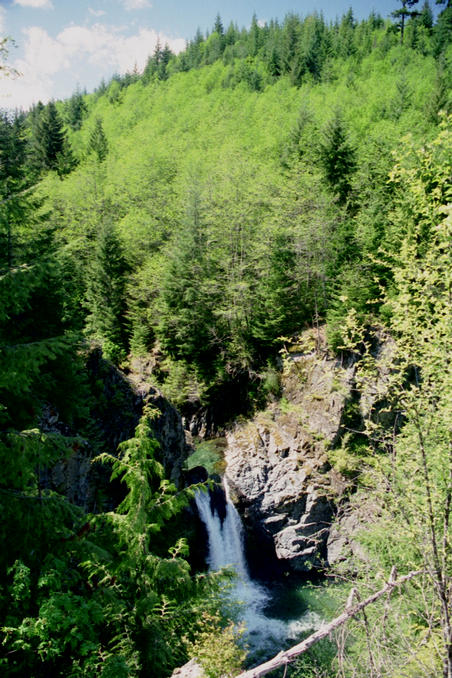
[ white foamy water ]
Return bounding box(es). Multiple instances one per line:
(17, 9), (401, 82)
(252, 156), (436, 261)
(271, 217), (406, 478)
(195, 481), (321, 652)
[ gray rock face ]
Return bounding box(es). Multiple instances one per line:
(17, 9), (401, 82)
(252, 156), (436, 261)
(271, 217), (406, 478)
(326, 497), (378, 567)
(146, 387), (191, 485)
(225, 328), (354, 572)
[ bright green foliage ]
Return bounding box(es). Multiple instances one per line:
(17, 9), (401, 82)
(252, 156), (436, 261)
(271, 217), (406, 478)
(185, 612), (246, 678)
(0, 8), (451, 678)
(37, 12), (449, 398)
(87, 117), (108, 162)
(333, 118), (452, 678)
(1, 409), (228, 678)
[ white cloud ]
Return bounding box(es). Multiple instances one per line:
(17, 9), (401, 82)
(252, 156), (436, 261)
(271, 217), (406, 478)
(122, 0), (152, 10)
(1, 22), (185, 110)
(88, 8), (107, 17)
(13, 0), (54, 9)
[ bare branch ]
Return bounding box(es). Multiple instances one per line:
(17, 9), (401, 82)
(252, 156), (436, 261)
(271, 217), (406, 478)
(235, 569), (424, 678)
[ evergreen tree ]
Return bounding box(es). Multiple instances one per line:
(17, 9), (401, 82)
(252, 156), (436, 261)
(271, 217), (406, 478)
(156, 187), (218, 368)
(65, 87), (87, 131)
(418, 0), (434, 28)
(433, 2), (452, 55)
(84, 221), (128, 362)
(158, 43), (173, 80)
(0, 110), (87, 653)
(87, 117), (109, 163)
(281, 13), (302, 74)
(29, 101), (76, 176)
(319, 110), (356, 204)
(299, 13), (327, 82)
(213, 13), (224, 38)
(249, 14), (262, 57)
(335, 8), (357, 58)
(426, 62), (452, 122)
(267, 43), (282, 77)
(185, 28), (204, 69)
(391, 0), (420, 43)
(224, 21), (239, 47)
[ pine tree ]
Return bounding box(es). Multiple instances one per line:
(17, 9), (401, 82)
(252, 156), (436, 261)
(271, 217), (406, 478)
(418, 0), (434, 28)
(249, 14), (262, 57)
(426, 63), (451, 122)
(391, 0), (420, 43)
(281, 14), (302, 74)
(267, 43), (282, 77)
(156, 187), (217, 367)
(0, 109), (85, 597)
(158, 43), (173, 80)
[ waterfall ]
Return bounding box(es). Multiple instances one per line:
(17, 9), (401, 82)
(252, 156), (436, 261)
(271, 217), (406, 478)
(195, 480), (321, 655)
(194, 479), (249, 577)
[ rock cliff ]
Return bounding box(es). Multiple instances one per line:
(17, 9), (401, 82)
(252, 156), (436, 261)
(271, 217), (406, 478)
(225, 328), (354, 572)
(41, 350), (189, 511)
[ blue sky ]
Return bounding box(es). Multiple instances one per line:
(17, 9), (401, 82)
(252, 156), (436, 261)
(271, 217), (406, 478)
(0, 0), (436, 110)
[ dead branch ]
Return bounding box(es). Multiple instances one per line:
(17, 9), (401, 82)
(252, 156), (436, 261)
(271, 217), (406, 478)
(235, 569), (424, 678)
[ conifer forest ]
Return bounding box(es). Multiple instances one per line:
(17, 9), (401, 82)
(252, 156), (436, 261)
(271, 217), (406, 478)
(0, 2), (451, 677)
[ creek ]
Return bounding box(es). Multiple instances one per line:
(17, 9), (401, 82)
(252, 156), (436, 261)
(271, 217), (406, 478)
(195, 479), (323, 664)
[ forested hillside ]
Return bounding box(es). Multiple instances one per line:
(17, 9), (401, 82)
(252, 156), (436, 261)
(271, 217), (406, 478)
(0, 3), (451, 677)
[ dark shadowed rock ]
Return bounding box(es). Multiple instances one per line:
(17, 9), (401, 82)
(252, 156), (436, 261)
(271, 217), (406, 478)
(41, 349), (191, 511)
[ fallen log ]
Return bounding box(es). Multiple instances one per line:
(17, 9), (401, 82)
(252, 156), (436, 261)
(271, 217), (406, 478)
(235, 568), (423, 678)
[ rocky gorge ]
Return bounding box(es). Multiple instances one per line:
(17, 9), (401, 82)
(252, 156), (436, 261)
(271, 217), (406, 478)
(224, 328), (356, 572)
(42, 327), (386, 577)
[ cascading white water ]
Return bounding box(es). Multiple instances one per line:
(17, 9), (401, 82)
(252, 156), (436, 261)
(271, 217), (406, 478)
(195, 480), (321, 654)
(195, 480), (249, 576)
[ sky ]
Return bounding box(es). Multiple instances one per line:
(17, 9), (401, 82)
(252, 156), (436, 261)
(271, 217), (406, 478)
(0, 0), (435, 111)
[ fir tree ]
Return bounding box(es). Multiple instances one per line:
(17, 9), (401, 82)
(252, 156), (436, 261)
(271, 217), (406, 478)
(29, 101), (76, 176)
(319, 110), (356, 204)
(84, 221), (128, 362)
(65, 87), (87, 131)
(87, 117), (109, 163)
(213, 13), (224, 38)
